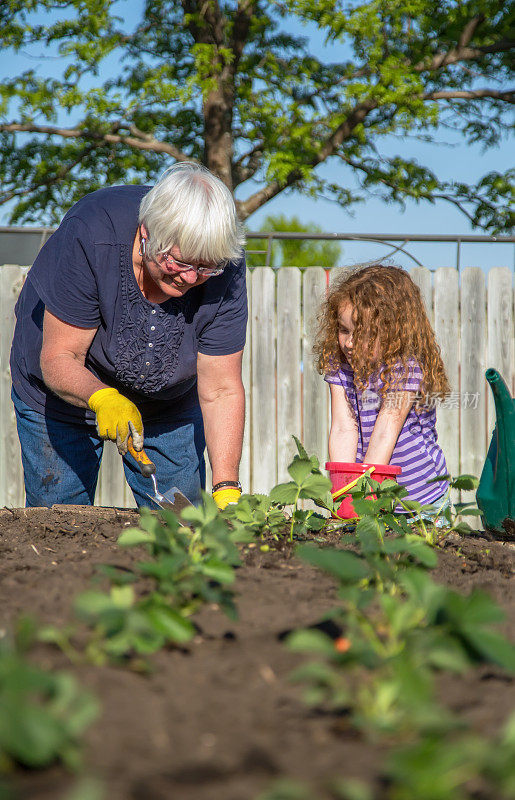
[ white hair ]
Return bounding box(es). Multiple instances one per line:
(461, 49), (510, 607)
(138, 162), (245, 264)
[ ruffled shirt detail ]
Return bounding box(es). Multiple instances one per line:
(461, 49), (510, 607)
(114, 245), (188, 393)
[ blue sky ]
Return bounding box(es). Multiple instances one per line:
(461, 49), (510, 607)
(1, 2), (513, 272)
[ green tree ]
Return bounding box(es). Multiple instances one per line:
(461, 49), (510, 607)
(246, 214), (342, 267)
(0, 0), (513, 229)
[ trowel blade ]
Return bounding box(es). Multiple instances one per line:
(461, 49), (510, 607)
(158, 486), (194, 514)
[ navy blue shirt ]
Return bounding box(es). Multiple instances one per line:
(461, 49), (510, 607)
(10, 185), (247, 423)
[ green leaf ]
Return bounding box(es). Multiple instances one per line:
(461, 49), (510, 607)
(304, 513), (327, 532)
(95, 564), (137, 585)
(446, 590), (505, 627)
(0, 705), (66, 766)
(110, 586), (136, 610)
(297, 544), (369, 583)
(349, 496), (377, 516)
(355, 516), (384, 554)
(298, 473), (332, 500)
(270, 482), (299, 505)
(450, 474), (479, 491)
(383, 535), (438, 568)
(461, 628), (515, 672)
(201, 558), (235, 584)
(423, 634), (473, 673)
(62, 777), (105, 800)
(288, 458), (314, 485)
(330, 777), (374, 800)
(144, 606), (195, 644)
(74, 591), (116, 618)
(286, 629), (337, 657)
(426, 474), (451, 484)
(292, 436), (309, 460)
(452, 521), (476, 535)
(117, 528), (154, 547)
(453, 507), (482, 517)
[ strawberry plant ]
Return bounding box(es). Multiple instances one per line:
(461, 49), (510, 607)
(0, 619), (98, 772)
(40, 494), (252, 667)
(332, 713), (515, 800)
(288, 556), (515, 734)
(228, 437), (333, 541)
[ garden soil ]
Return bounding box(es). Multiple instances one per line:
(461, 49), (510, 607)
(0, 505), (514, 800)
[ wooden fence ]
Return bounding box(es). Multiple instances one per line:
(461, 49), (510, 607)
(0, 264), (513, 509)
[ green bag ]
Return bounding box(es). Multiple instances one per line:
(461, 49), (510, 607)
(476, 369), (515, 535)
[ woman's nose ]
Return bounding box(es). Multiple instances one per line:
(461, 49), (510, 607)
(182, 268), (200, 284)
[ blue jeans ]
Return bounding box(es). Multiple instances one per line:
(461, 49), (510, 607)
(12, 388), (206, 508)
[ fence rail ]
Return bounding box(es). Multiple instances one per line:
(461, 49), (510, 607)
(0, 264), (513, 509)
(245, 231), (515, 271)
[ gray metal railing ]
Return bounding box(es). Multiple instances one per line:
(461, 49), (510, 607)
(0, 226), (514, 271)
(245, 231), (515, 271)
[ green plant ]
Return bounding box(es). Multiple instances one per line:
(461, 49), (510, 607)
(340, 472), (481, 547)
(287, 556), (515, 736)
(382, 718), (515, 800)
(41, 495), (251, 666)
(222, 492), (289, 541)
(0, 619), (99, 772)
(223, 438), (332, 542)
(268, 437), (333, 541)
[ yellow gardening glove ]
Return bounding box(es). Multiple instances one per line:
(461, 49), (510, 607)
(88, 387), (144, 455)
(213, 487), (241, 510)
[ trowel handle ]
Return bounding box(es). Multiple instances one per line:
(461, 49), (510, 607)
(127, 436), (156, 477)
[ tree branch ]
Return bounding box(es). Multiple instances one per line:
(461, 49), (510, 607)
(458, 15), (484, 49)
(0, 122), (192, 161)
(0, 142), (99, 206)
(328, 20), (511, 91)
(339, 154), (501, 226)
(232, 140), (264, 186)
(236, 172), (300, 220)
(419, 38), (515, 72)
(423, 89), (514, 103)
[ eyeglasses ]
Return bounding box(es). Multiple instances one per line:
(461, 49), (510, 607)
(139, 233), (226, 277)
(159, 251), (226, 277)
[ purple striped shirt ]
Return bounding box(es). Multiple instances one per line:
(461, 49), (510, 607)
(326, 360), (449, 506)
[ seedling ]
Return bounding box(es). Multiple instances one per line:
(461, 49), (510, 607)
(0, 618), (98, 771)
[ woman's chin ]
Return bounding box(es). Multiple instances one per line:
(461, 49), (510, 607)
(158, 275), (190, 295)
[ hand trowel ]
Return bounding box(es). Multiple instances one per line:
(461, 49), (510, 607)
(127, 436), (193, 513)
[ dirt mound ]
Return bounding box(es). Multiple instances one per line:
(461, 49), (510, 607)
(1, 507), (514, 800)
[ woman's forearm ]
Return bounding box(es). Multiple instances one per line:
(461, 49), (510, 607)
(41, 352), (107, 408)
(200, 384), (245, 486)
(40, 312), (105, 407)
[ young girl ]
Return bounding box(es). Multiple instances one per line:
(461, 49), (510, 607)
(314, 263), (450, 511)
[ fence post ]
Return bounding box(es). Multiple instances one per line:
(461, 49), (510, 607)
(0, 265), (27, 507)
(277, 268), (302, 482)
(302, 268), (328, 464)
(251, 267), (277, 493)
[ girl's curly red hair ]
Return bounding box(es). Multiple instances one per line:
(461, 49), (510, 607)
(314, 263), (449, 399)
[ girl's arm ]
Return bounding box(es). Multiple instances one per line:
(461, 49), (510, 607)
(328, 383), (359, 462)
(364, 391), (415, 464)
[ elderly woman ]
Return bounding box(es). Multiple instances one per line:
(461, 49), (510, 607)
(10, 163), (247, 510)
